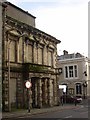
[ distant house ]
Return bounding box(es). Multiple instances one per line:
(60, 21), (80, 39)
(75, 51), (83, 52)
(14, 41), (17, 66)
(57, 50), (90, 98)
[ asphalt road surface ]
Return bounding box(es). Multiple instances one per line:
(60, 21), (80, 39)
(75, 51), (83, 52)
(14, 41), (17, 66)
(2, 98), (89, 120)
(18, 105), (88, 119)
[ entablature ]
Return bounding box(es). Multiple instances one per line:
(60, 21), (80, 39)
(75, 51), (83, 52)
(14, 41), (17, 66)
(5, 16), (60, 48)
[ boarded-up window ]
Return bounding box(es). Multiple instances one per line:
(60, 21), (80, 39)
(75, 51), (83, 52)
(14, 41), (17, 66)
(38, 47), (43, 64)
(24, 41), (28, 62)
(48, 51), (52, 66)
(8, 35), (18, 62)
(28, 44), (33, 63)
(10, 41), (16, 62)
(18, 38), (22, 62)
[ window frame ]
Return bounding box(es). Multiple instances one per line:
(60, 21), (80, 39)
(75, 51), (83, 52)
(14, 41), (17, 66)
(8, 34), (19, 63)
(76, 83), (82, 94)
(64, 64), (78, 79)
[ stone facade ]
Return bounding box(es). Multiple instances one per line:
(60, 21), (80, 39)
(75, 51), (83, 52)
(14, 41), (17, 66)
(2, 2), (60, 111)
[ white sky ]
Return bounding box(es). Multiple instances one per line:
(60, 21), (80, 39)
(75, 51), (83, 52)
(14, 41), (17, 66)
(7, 0), (89, 56)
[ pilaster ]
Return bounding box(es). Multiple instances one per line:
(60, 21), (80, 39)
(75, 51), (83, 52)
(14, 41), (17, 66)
(44, 79), (48, 104)
(48, 79), (52, 106)
(37, 78), (42, 108)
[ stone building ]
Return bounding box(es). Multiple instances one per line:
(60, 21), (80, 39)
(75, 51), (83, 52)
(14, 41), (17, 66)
(2, 2), (61, 111)
(57, 50), (90, 99)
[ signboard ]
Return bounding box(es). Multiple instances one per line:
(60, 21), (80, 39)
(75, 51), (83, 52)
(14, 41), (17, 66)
(25, 81), (32, 89)
(59, 85), (66, 93)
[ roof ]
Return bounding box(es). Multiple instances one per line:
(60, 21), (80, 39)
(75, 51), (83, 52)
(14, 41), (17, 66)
(58, 52), (84, 60)
(4, 1), (36, 19)
(6, 15), (61, 44)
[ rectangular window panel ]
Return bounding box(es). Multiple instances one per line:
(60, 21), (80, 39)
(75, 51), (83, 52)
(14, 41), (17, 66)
(38, 47), (43, 64)
(65, 66), (68, 78)
(48, 51), (51, 66)
(48, 51), (53, 67)
(51, 52), (53, 67)
(10, 41), (16, 62)
(69, 66), (73, 77)
(65, 65), (78, 79)
(74, 65), (77, 77)
(18, 39), (22, 62)
(76, 84), (82, 94)
(28, 44), (33, 63)
(24, 44), (27, 62)
(68, 88), (74, 95)
(76, 85), (78, 94)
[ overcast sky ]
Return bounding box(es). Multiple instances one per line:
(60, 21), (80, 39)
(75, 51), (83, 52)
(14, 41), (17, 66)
(7, 0), (89, 56)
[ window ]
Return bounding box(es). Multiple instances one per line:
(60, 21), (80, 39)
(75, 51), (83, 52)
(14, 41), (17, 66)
(69, 66), (73, 77)
(76, 83), (82, 94)
(48, 51), (53, 67)
(24, 38), (33, 63)
(48, 51), (52, 66)
(9, 35), (19, 62)
(28, 44), (33, 63)
(18, 38), (22, 62)
(38, 47), (43, 64)
(64, 65), (78, 79)
(10, 40), (16, 62)
(65, 66), (68, 78)
(74, 65), (77, 77)
(68, 88), (74, 95)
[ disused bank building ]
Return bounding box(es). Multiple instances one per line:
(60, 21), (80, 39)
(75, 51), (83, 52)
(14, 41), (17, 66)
(2, 2), (61, 111)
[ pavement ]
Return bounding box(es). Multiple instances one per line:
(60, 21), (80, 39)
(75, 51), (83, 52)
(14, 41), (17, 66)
(2, 103), (82, 119)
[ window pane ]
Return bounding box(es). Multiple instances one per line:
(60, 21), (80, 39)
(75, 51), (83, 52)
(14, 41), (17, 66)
(69, 66), (73, 77)
(10, 41), (16, 62)
(28, 44), (33, 63)
(65, 66), (68, 78)
(18, 39), (22, 62)
(38, 47), (43, 64)
(74, 65), (77, 77)
(48, 51), (52, 66)
(76, 83), (82, 94)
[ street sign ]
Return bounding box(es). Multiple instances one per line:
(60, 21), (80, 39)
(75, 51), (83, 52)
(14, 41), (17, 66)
(25, 81), (32, 89)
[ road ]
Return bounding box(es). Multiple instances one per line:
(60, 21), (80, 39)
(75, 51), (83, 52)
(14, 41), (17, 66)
(2, 99), (89, 120)
(18, 105), (88, 119)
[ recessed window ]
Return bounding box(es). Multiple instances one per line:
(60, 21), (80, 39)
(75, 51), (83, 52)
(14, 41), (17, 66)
(76, 83), (82, 94)
(74, 65), (77, 77)
(69, 66), (73, 77)
(65, 66), (68, 78)
(48, 51), (53, 67)
(64, 65), (78, 79)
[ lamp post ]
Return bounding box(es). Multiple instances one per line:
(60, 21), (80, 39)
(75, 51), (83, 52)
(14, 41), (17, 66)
(83, 70), (87, 99)
(83, 81), (87, 99)
(25, 81), (32, 112)
(57, 68), (62, 106)
(7, 39), (11, 111)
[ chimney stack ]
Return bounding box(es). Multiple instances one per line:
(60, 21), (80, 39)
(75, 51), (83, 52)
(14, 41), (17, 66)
(63, 50), (68, 55)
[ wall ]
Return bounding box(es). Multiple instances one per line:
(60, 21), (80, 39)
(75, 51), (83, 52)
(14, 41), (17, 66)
(6, 2), (36, 27)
